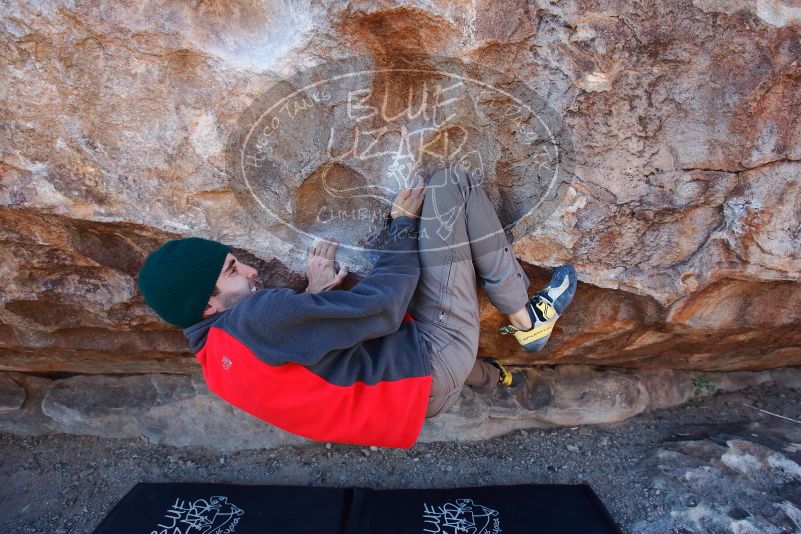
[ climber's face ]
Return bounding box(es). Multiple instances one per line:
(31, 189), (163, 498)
(203, 253), (258, 318)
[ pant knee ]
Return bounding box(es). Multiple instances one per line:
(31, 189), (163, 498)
(428, 166), (473, 193)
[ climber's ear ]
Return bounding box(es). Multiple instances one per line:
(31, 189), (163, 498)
(203, 298), (221, 318)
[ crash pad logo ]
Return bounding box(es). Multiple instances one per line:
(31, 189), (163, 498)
(150, 495), (244, 534)
(422, 497), (502, 533)
(225, 54), (573, 269)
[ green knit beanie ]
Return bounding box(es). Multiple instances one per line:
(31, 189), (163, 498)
(136, 237), (231, 328)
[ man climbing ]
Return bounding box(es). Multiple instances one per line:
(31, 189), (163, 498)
(136, 166), (576, 448)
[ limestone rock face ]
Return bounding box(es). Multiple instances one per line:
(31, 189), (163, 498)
(1, 0), (800, 374)
(2, 366), (796, 449)
(632, 418), (801, 533)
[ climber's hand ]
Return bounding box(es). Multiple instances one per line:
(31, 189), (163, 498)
(391, 173), (426, 220)
(305, 237), (348, 293)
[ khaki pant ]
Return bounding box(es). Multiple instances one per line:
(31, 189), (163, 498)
(406, 167), (532, 418)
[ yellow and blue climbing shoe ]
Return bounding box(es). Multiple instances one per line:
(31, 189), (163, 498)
(483, 357), (514, 386)
(499, 264), (577, 352)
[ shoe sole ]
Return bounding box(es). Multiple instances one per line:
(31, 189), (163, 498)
(518, 265), (577, 352)
(539, 264), (577, 316)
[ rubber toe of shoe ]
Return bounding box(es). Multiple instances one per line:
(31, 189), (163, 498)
(543, 264), (577, 316)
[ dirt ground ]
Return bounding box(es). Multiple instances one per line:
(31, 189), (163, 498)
(1, 381), (800, 534)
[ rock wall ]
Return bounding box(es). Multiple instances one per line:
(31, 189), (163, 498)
(2, 0), (800, 374)
(3, 366), (800, 449)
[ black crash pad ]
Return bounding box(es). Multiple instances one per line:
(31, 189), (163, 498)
(91, 482), (622, 533)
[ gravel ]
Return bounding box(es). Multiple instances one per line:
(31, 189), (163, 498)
(1, 381), (799, 534)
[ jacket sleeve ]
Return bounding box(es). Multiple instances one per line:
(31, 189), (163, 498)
(221, 215), (421, 366)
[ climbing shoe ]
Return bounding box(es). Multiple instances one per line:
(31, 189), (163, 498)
(499, 264), (577, 352)
(483, 357), (514, 386)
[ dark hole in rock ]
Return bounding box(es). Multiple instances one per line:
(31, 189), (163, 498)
(726, 506), (749, 520)
(292, 162), (388, 249)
